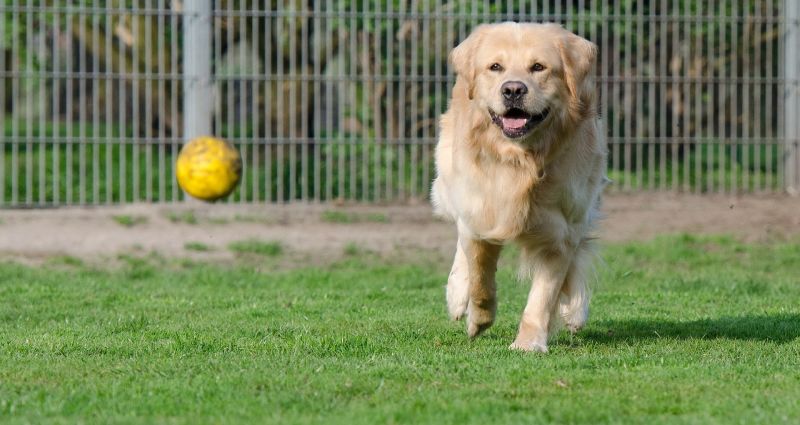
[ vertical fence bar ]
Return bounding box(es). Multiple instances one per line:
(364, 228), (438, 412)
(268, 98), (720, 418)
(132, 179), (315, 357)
(118, 1), (126, 203)
(766, 0), (775, 192)
(681, 0), (690, 192)
(264, 5), (273, 202)
(423, 0), (437, 200)
(669, 0), (678, 192)
(424, 0), (440, 199)
(144, 2), (153, 202)
(742, 1), (750, 192)
(599, 1), (609, 188)
(707, 4), (716, 193)
(647, 3), (656, 190)
(183, 0), (213, 141)
(634, 2), (643, 190)
(610, 0), (621, 191)
(157, 0), (167, 202)
(104, 7), (112, 203)
(730, 0), (739, 194)
(78, 5), (88, 204)
(623, 1), (631, 190)
(786, 0), (800, 194)
(212, 1), (222, 198)
(238, 0), (248, 203)
(37, 4), (46, 205)
(251, 2), (260, 203)
(0, 4), (5, 205)
(78, 6), (87, 204)
(131, 2), (140, 202)
(24, 0), (32, 205)
(657, 3), (664, 190)
(777, 0), (786, 191)
(716, 6), (726, 193)
(340, 2), (348, 200)
(349, 1), (359, 201)
(408, 0), (418, 200)
(311, 2), (321, 202)
(289, 1), (298, 201)
(91, 9), (100, 204)
(373, 0), (382, 201)
(275, 1), (284, 202)
(693, 1), (703, 193)
(385, 0), (394, 201)
(168, 3), (178, 202)
(10, 0), (19, 205)
(396, 0), (406, 201)
(300, 3), (308, 201)
(753, 1), (762, 192)
(325, 0), (334, 201)
(224, 1), (234, 203)
(66, 5), (74, 203)
(360, 0), (369, 201)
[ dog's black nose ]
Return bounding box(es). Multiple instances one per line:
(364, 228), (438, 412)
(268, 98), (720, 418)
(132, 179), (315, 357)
(501, 81), (528, 101)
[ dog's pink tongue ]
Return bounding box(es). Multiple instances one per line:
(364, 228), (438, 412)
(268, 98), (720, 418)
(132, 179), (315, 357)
(502, 117), (527, 130)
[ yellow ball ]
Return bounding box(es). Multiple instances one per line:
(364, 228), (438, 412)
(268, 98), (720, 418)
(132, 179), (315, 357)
(176, 136), (242, 202)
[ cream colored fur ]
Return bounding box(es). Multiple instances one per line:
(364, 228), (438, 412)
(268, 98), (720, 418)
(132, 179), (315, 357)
(431, 22), (607, 352)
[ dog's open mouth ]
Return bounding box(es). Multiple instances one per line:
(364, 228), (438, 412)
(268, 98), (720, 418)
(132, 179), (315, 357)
(490, 108), (550, 139)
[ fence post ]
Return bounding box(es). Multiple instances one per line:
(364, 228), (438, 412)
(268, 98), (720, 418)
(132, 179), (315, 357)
(183, 0), (213, 140)
(786, 0), (800, 195)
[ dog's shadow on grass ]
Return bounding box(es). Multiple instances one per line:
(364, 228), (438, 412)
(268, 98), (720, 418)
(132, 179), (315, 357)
(582, 313), (800, 344)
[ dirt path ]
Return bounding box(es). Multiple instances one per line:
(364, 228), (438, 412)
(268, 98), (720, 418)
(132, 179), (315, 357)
(0, 193), (798, 265)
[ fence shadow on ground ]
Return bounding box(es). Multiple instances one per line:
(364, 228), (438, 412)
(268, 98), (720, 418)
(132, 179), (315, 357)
(583, 313), (800, 344)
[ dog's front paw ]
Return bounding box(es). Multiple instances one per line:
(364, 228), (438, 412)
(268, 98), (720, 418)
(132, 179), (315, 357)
(510, 324), (549, 352)
(509, 338), (548, 353)
(560, 303), (588, 334)
(446, 283), (468, 321)
(445, 264), (469, 321)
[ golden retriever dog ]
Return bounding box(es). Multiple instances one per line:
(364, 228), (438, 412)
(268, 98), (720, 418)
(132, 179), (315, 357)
(431, 22), (607, 352)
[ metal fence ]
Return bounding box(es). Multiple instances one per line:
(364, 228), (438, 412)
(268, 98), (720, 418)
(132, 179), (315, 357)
(1, 1), (798, 206)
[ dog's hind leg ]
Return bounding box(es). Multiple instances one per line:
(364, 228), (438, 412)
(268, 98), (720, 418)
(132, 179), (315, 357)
(558, 239), (594, 333)
(510, 244), (572, 352)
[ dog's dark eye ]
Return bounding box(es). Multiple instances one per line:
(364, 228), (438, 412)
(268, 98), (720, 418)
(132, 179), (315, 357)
(489, 63), (503, 72)
(530, 63), (545, 72)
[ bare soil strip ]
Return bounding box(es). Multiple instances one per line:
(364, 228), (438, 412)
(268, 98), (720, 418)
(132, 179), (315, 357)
(0, 193), (797, 265)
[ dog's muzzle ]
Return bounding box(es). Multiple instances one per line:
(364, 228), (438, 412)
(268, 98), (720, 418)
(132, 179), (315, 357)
(490, 107), (550, 139)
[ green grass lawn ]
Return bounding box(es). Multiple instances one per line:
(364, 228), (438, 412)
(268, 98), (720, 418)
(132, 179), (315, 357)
(1, 235), (799, 424)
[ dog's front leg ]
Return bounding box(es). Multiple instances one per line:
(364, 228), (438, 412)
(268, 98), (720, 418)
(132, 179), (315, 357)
(510, 248), (572, 352)
(446, 239), (470, 320)
(459, 237), (503, 338)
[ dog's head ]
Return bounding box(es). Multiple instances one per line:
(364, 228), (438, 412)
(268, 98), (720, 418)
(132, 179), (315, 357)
(450, 22), (597, 140)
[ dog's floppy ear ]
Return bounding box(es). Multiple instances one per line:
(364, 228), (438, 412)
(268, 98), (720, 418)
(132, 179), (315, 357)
(449, 25), (489, 100)
(558, 31), (598, 118)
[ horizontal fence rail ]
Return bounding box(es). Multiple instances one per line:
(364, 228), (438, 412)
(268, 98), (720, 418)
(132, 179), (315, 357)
(0, 1), (798, 206)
